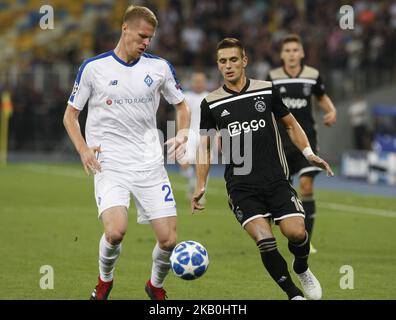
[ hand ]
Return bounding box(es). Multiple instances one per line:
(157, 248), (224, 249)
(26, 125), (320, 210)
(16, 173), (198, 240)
(165, 135), (188, 163)
(79, 145), (102, 175)
(323, 111), (336, 127)
(191, 187), (206, 213)
(307, 154), (334, 177)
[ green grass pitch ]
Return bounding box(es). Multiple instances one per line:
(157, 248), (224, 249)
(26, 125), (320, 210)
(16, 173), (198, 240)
(0, 163), (395, 299)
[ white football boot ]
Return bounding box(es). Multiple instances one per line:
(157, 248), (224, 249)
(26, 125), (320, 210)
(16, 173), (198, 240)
(291, 295), (306, 300)
(296, 268), (322, 300)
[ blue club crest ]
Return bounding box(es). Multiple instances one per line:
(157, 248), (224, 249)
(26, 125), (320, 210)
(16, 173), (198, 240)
(144, 75), (154, 87)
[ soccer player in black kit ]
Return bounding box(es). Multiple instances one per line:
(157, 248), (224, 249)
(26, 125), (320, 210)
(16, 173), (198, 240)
(191, 38), (334, 300)
(267, 34), (337, 253)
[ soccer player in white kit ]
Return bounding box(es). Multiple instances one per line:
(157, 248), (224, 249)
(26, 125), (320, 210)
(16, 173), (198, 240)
(63, 6), (190, 300)
(179, 72), (209, 198)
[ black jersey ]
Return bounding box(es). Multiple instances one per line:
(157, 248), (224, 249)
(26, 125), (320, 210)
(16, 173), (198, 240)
(267, 65), (325, 151)
(200, 78), (291, 189)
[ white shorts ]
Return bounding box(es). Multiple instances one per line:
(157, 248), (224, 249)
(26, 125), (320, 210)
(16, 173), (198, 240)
(94, 166), (177, 224)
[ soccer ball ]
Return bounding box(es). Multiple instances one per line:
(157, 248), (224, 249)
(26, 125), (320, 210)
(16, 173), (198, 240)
(170, 240), (209, 280)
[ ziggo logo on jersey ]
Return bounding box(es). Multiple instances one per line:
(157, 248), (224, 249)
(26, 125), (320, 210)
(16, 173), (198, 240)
(227, 119), (266, 137)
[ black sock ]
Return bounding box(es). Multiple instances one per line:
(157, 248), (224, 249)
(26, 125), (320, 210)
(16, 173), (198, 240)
(257, 238), (303, 299)
(302, 196), (315, 241)
(288, 231), (310, 274)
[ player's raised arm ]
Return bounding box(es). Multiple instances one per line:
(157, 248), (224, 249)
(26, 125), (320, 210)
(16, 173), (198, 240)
(192, 135), (211, 213)
(63, 104), (101, 175)
(279, 113), (334, 177)
(317, 94), (337, 127)
(165, 99), (191, 161)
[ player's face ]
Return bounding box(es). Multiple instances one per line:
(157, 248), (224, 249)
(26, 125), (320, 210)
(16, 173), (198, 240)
(191, 73), (207, 93)
(217, 48), (247, 84)
(281, 42), (304, 68)
(122, 18), (156, 59)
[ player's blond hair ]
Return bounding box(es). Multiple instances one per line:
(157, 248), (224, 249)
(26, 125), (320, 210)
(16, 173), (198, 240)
(123, 5), (158, 27)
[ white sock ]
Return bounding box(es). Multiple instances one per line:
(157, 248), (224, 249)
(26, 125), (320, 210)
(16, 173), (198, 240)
(150, 243), (172, 288)
(98, 234), (122, 282)
(181, 166), (196, 193)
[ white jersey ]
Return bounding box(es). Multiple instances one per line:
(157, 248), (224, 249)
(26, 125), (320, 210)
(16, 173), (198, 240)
(184, 91), (209, 134)
(183, 90), (209, 162)
(68, 51), (184, 171)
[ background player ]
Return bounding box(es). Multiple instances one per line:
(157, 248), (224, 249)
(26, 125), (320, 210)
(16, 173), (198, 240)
(267, 34), (337, 253)
(179, 72), (209, 199)
(192, 38), (334, 300)
(63, 5), (190, 300)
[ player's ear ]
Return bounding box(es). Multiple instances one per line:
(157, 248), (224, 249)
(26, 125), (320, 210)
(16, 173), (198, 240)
(216, 53), (221, 70)
(121, 23), (128, 34)
(300, 44), (305, 59)
(242, 50), (248, 67)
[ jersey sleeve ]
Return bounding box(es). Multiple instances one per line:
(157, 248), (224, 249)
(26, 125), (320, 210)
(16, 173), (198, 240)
(312, 74), (326, 98)
(271, 88), (290, 119)
(161, 61), (185, 105)
(200, 99), (217, 133)
(67, 62), (92, 110)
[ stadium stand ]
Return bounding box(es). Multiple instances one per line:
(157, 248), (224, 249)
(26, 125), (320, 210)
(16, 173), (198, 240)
(1, 0), (396, 154)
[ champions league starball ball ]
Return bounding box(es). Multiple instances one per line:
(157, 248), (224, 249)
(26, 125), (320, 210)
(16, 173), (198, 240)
(170, 240), (209, 280)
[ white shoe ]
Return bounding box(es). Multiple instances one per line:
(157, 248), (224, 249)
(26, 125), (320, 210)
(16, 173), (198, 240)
(291, 295), (306, 300)
(310, 243), (318, 254)
(296, 268), (322, 300)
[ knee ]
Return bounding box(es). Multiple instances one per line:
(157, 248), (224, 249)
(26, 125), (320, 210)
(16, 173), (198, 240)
(105, 230), (126, 245)
(158, 235), (177, 251)
(287, 228), (307, 243)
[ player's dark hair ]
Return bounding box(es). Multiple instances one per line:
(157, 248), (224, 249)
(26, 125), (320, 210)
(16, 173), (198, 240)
(216, 38), (245, 57)
(281, 34), (303, 48)
(123, 5), (158, 27)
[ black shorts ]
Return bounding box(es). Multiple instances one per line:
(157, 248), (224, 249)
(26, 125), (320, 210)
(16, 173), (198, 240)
(285, 141), (322, 178)
(227, 180), (305, 227)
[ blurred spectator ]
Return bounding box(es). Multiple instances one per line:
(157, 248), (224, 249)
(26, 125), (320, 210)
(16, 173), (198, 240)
(348, 96), (371, 150)
(181, 20), (205, 63)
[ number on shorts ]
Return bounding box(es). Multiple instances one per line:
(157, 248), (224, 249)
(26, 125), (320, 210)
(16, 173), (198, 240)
(291, 196), (304, 212)
(162, 184), (174, 202)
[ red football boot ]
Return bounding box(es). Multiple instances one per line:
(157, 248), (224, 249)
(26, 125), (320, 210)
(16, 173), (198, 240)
(90, 276), (113, 300)
(145, 279), (167, 300)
